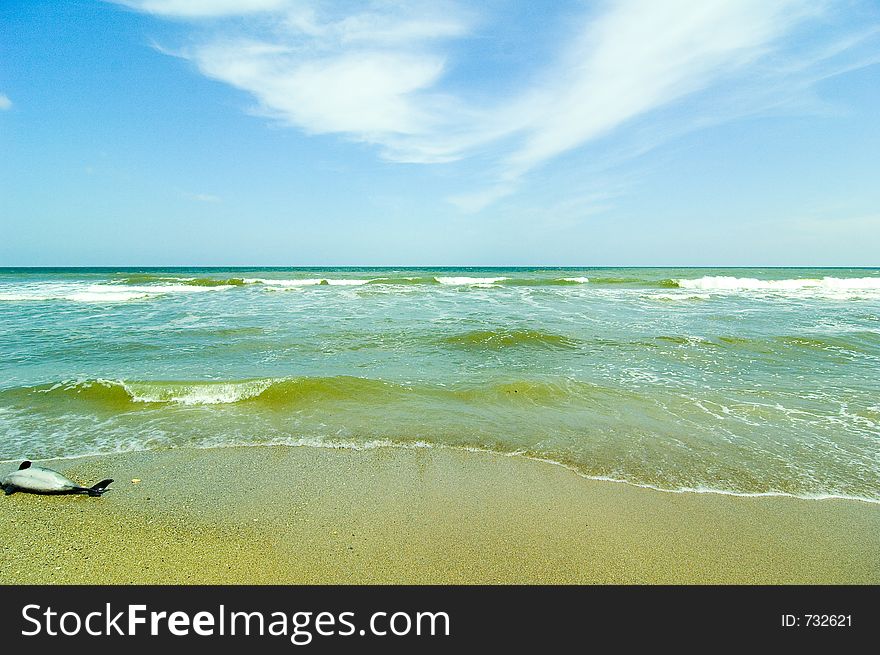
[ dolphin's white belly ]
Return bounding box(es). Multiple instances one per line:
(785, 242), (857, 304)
(2, 467), (79, 492)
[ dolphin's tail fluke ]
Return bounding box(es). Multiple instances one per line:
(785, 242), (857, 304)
(87, 479), (114, 497)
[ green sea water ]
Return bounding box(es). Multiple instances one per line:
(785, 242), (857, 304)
(1, 267), (878, 502)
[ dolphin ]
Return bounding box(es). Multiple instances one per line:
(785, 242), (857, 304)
(1, 461), (113, 497)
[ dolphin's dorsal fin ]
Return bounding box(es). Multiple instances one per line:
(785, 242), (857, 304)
(19, 461), (31, 470)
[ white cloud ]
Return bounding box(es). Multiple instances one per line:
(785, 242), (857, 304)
(115, 0), (878, 209)
(192, 42), (447, 138)
(0, 94), (11, 110)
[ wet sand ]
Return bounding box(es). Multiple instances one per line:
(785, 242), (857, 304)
(1, 445), (878, 584)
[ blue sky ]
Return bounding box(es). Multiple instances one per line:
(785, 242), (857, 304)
(1, 0), (879, 266)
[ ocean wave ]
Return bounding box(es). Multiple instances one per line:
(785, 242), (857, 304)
(675, 276), (880, 294)
(245, 275), (596, 288)
(4, 377), (879, 504)
(183, 277), (247, 287)
(23, 378), (277, 406)
(434, 276), (510, 286)
(113, 274), (246, 287)
(367, 276), (439, 285)
(115, 273), (176, 284)
(72, 275), (600, 291)
(4, 376), (622, 409)
(244, 278), (371, 287)
(493, 277), (591, 286)
(586, 277), (677, 287)
(0, 283), (234, 302)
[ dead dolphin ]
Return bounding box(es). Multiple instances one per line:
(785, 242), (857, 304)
(1, 461), (113, 497)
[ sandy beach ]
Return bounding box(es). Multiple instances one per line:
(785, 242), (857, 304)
(1, 445), (877, 584)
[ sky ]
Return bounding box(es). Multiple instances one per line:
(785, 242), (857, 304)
(1, 0), (879, 266)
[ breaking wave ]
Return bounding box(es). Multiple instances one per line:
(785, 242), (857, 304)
(0, 283), (232, 302)
(675, 276), (880, 294)
(3, 376), (622, 410)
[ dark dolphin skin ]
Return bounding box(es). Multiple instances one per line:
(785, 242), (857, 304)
(1, 461), (113, 497)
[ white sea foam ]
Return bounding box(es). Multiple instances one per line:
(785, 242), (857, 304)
(434, 276), (510, 285)
(677, 276), (880, 294)
(0, 283), (231, 303)
(561, 277), (590, 283)
(36, 378), (277, 405)
(125, 380), (275, 405)
(0, 293), (54, 301)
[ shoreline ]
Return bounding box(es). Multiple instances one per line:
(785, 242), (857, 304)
(5, 442), (876, 506)
(2, 445), (878, 584)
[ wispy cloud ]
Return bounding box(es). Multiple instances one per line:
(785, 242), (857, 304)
(499, 1), (820, 177)
(113, 0), (879, 210)
(0, 93), (11, 110)
(182, 191), (222, 203)
(115, 0), (287, 18)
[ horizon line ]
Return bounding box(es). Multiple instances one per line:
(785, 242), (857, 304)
(1, 265), (879, 270)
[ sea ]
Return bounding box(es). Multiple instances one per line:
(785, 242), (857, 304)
(1, 267), (878, 502)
